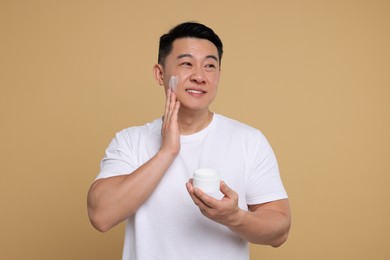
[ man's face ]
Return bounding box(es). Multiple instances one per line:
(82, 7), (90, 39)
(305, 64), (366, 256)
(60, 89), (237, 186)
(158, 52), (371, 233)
(161, 38), (221, 112)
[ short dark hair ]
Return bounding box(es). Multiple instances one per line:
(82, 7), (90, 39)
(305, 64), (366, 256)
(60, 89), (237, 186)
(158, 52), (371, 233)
(158, 22), (223, 66)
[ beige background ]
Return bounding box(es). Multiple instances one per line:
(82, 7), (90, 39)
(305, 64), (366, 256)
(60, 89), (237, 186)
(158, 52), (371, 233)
(1, 0), (389, 259)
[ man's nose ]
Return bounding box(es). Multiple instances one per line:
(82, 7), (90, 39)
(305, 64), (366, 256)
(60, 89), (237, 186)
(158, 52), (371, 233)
(190, 67), (206, 84)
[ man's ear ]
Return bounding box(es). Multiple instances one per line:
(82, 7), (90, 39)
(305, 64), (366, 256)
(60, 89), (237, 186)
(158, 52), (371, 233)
(153, 64), (164, 86)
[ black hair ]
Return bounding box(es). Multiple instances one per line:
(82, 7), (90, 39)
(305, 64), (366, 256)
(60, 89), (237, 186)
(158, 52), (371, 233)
(157, 22), (223, 66)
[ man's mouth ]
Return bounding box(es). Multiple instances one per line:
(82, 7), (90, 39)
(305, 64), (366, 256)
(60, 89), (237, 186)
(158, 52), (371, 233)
(186, 89), (206, 94)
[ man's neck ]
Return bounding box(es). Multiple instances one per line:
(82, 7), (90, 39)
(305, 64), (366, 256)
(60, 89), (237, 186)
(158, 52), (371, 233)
(177, 109), (213, 135)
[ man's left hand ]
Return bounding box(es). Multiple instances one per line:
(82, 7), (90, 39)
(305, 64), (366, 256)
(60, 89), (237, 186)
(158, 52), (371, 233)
(186, 180), (244, 227)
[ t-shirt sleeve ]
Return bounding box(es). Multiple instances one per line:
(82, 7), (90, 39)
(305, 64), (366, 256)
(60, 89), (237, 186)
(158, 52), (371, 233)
(96, 130), (139, 180)
(245, 132), (288, 205)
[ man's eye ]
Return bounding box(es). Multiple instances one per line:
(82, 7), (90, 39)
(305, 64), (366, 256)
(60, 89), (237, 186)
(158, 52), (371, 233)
(205, 64), (216, 69)
(181, 62), (192, 67)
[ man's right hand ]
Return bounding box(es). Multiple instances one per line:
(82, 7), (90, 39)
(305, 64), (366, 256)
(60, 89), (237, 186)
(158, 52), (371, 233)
(160, 88), (181, 157)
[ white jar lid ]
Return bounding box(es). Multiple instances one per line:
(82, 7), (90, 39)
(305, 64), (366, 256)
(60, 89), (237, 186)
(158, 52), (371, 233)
(193, 168), (220, 180)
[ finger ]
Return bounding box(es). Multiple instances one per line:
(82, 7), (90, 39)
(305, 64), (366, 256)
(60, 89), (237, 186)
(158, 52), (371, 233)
(169, 90), (177, 114)
(170, 101), (180, 123)
(186, 182), (208, 208)
(165, 90), (177, 123)
(187, 180), (219, 210)
(193, 187), (219, 208)
(185, 180), (193, 192)
(220, 181), (235, 198)
(163, 88), (171, 122)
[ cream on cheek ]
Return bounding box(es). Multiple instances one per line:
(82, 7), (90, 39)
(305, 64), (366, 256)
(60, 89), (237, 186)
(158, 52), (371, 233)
(169, 75), (178, 92)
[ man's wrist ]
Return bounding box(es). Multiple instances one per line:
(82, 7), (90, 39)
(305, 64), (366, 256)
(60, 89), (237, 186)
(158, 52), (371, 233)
(226, 208), (246, 229)
(156, 149), (178, 161)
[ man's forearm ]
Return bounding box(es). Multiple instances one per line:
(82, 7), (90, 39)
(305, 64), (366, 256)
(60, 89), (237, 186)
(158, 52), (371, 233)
(87, 150), (176, 232)
(228, 200), (291, 247)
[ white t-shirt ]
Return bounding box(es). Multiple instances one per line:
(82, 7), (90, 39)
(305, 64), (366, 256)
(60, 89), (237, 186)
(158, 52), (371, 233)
(97, 114), (288, 260)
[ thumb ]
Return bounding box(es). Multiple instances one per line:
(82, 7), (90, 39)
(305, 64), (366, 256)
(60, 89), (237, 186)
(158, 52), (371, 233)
(220, 181), (235, 198)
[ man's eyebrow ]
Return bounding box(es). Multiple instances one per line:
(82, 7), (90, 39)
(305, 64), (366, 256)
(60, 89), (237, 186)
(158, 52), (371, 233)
(177, 54), (219, 62)
(206, 55), (218, 62)
(177, 54), (193, 59)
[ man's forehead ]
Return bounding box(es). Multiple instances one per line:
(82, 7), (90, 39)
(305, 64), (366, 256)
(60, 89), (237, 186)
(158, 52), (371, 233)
(171, 38), (218, 58)
(172, 38), (217, 51)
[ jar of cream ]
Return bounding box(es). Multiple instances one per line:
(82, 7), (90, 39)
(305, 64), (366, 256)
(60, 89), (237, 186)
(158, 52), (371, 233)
(193, 168), (220, 194)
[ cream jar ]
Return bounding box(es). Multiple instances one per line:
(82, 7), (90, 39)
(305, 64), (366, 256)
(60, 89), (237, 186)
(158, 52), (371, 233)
(193, 168), (220, 194)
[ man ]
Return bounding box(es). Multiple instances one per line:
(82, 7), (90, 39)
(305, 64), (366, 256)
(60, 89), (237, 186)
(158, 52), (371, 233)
(87, 22), (291, 260)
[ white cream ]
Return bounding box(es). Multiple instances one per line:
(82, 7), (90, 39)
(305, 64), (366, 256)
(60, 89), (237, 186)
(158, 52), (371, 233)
(169, 75), (178, 92)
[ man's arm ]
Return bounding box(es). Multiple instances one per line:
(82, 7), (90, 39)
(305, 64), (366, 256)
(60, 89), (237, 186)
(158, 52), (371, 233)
(87, 89), (180, 232)
(186, 181), (291, 247)
(231, 199), (291, 247)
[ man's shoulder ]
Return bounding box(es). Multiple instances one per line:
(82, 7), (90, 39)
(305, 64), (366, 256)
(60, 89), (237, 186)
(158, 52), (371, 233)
(215, 114), (263, 136)
(116, 117), (162, 140)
